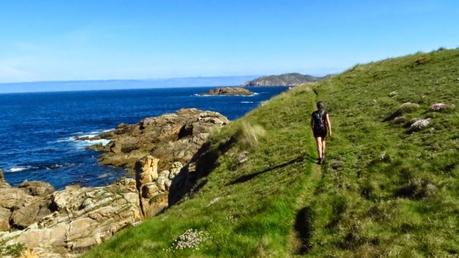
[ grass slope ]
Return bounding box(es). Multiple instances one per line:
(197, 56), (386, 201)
(87, 85), (318, 257)
(306, 48), (459, 257)
(87, 48), (458, 257)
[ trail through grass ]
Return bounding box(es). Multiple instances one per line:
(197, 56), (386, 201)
(87, 48), (458, 257)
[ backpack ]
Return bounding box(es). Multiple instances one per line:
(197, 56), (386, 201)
(312, 110), (326, 129)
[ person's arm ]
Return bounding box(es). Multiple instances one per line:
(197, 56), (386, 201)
(326, 113), (332, 136)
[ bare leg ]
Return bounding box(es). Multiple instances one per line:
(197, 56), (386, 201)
(322, 139), (326, 158)
(315, 137), (323, 160)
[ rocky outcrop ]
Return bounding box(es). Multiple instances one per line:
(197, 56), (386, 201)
(18, 181), (55, 197)
(135, 156), (184, 217)
(0, 178), (142, 257)
(0, 109), (230, 257)
(200, 87), (253, 96)
(96, 108), (229, 174)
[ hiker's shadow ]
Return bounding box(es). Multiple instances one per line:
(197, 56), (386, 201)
(228, 153), (315, 186)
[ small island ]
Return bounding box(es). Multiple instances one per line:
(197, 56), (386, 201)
(200, 87), (254, 96)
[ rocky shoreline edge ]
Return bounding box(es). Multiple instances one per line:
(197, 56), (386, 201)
(0, 108), (229, 257)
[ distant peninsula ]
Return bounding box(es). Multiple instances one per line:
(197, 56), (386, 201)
(199, 87), (254, 96)
(243, 72), (323, 87)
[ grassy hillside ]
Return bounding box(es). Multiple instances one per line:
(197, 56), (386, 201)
(86, 48), (458, 257)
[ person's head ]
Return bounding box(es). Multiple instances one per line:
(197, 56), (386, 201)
(316, 101), (325, 111)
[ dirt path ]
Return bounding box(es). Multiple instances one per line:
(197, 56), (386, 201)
(288, 94), (323, 256)
(288, 162), (321, 256)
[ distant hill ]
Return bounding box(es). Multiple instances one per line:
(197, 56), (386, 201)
(243, 72), (322, 87)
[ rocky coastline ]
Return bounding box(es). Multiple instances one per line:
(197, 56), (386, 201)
(0, 108), (229, 257)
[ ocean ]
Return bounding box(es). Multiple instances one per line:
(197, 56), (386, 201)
(0, 86), (286, 189)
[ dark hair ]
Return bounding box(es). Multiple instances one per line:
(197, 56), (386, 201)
(316, 101), (325, 111)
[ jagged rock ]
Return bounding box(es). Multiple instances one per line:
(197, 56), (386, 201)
(156, 176), (171, 192)
(0, 207), (11, 231)
(169, 162), (183, 179)
(135, 155), (159, 190)
(97, 109), (229, 174)
(0, 178), (142, 256)
(141, 183), (160, 199)
(408, 118), (431, 132)
(0, 187), (33, 210)
(11, 198), (51, 229)
(19, 181), (55, 197)
(141, 193), (169, 218)
(429, 103), (455, 112)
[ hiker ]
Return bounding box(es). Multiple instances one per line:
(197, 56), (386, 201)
(311, 101), (332, 164)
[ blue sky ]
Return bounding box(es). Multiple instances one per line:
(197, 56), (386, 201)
(0, 0), (458, 84)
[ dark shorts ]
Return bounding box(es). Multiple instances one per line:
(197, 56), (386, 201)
(313, 127), (327, 138)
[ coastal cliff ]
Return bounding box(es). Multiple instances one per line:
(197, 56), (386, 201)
(0, 108), (229, 257)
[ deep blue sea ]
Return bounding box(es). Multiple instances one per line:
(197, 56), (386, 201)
(0, 87), (285, 189)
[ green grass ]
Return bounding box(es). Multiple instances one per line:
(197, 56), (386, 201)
(86, 85), (318, 257)
(86, 48), (459, 257)
(307, 48), (459, 257)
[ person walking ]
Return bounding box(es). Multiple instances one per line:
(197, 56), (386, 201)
(311, 101), (332, 164)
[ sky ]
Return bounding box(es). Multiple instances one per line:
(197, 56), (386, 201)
(0, 0), (458, 87)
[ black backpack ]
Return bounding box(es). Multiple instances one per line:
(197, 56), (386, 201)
(312, 110), (326, 129)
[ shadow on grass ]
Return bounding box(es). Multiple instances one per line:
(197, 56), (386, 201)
(294, 206), (313, 255)
(228, 153), (313, 186)
(168, 135), (237, 206)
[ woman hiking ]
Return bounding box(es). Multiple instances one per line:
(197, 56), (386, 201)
(311, 101), (332, 164)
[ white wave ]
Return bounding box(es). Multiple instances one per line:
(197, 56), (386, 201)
(241, 101), (254, 104)
(8, 165), (36, 173)
(56, 129), (112, 148)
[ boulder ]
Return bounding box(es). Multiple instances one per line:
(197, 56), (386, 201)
(408, 118), (431, 132)
(141, 193), (169, 218)
(11, 198), (51, 229)
(0, 187), (33, 210)
(19, 181), (55, 196)
(429, 103), (455, 112)
(399, 102), (420, 113)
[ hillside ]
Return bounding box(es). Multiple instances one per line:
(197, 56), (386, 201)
(243, 73), (321, 87)
(87, 48), (458, 257)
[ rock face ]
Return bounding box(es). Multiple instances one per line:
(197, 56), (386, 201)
(135, 156), (184, 217)
(0, 178), (142, 257)
(97, 108), (229, 174)
(200, 87), (253, 96)
(0, 109), (230, 257)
